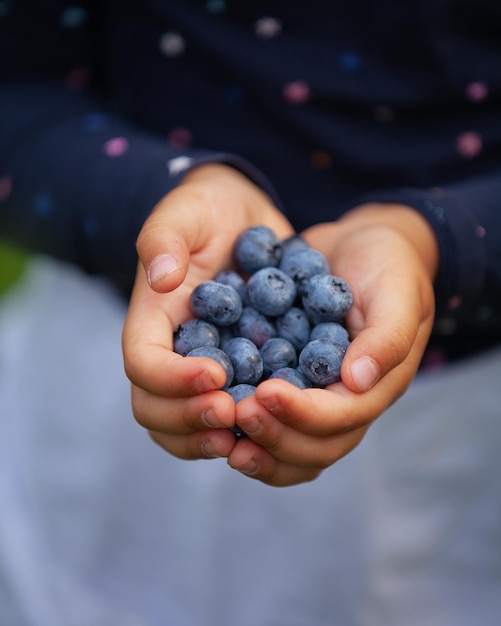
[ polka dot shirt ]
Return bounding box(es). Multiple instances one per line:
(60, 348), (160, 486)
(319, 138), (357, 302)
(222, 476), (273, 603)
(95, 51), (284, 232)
(0, 1), (500, 361)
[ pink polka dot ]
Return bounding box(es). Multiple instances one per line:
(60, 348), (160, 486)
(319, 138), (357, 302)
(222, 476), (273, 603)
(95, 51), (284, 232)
(465, 81), (489, 102)
(283, 80), (311, 104)
(421, 347), (447, 370)
(456, 131), (482, 158)
(103, 137), (129, 157)
(0, 175), (12, 201)
(167, 126), (193, 148)
(476, 225), (486, 238)
(447, 295), (462, 310)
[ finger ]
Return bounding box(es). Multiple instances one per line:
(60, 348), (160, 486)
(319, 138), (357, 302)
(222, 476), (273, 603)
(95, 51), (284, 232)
(123, 276), (228, 395)
(341, 261), (434, 393)
(135, 186), (210, 293)
(131, 386), (236, 434)
(227, 429), (365, 487)
(234, 394), (369, 466)
(150, 427), (238, 461)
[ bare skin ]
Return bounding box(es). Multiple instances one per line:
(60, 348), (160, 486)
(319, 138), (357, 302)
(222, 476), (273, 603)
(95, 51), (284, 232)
(122, 163), (438, 487)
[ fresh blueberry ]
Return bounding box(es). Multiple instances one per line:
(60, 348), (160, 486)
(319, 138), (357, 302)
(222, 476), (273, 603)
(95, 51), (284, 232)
(269, 367), (312, 389)
(227, 383), (256, 403)
(223, 337), (264, 385)
(260, 337), (298, 377)
(186, 346), (234, 388)
(298, 338), (345, 386)
(236, 306), (276, 348)
(173, 318), (220, 356)
(309, 322), (350, 350)
(233, 225), (283, 274)
(227, 384), (256, 438)
(190, 280), (242, 326)
(279, 247), (330, 295)
(214, 270), (247, 302)
(216, 324), (237, 351)
(275, 306), (311, 350)
(301, 274), (353, 324)
(280, 234), (310, 255)
(246, 267), (297, 317)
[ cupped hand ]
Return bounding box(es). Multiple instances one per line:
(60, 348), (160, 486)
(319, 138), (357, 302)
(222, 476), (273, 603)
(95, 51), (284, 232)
(122, 163), (294, 461)
(227, 203), (439, 486)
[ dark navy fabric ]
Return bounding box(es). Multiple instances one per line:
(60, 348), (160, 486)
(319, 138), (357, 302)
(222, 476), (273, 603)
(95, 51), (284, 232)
(1, 1), (500, 359)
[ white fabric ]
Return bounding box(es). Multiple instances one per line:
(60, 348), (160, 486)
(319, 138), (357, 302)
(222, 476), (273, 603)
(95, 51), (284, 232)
(1, 257), (500, 626)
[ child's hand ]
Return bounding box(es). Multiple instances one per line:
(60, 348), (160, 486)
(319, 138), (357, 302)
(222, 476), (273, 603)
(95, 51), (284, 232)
(122, 163), (294, 461)
(227, 204), (438, 486)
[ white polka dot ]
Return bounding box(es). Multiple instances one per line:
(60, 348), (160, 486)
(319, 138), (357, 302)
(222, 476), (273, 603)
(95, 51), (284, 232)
(159, 32), (185, 57)
(167, 156), (194, 176)
(254, 17), (282, 39)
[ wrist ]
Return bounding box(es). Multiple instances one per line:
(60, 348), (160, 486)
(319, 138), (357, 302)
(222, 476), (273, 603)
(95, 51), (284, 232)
(338, 203), (439, 282)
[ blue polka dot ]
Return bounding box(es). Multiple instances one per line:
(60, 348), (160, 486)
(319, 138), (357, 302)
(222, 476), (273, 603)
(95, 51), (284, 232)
(60, 6), (87, 29)
(206, 0), (226, 13)
(82, 112), (110, 132)
(338, 51), (361, 71)
(0, 0), (11, 18)
(33, 192), (54, 217)
(223, 85), (245, 105)
(84, 217), (100, 237)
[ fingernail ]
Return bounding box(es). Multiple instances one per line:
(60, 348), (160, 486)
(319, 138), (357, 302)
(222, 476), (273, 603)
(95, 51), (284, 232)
(260, 395), (279, 413)
(351, 356), (380, 392)
(147, 253), (178, 285)
(238, 459), (259, 475)
(201, 408), (220, 428)
(239, 416), (261, 435)
(196, 370), (219, 393)
(201, 440), (221, 458)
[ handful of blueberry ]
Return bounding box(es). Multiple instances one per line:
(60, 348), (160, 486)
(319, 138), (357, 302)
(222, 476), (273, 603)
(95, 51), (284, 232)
(173, 226), (353, 421)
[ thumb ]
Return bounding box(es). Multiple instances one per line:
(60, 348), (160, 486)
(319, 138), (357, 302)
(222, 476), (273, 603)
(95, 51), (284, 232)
(340, 273), (434, 394)
(135, 189), (198, 294)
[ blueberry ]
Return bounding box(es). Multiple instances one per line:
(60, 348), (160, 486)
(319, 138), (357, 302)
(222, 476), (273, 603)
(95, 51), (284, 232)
(233, 225), (283, 274)
(216, 324), (237, 351)
(223, 337), (264, 385)
(214, 270), (247, 302)
(280, 234), (310, 255)
(246, 267), (297, 317)
(279, 247), (330, 295)
(236, 306), (276, 348)
(275, 306), (311, 350)
(186, 346), (234, 388)
(190, 280), (242, 326)
(309, 322), (350, 350)
(173, 318), (220, 356)
(227, 383), (256, 403)
(226, 384), (256, 438)
(260, 337), (298, 377)
(298, 338), (345, 386)
(301, 274), (353, 324)
(269, 367), (312, 389)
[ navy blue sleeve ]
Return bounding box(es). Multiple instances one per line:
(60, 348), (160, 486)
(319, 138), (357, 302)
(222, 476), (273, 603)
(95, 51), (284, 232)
(354, 171), (501, 328)
(0, 3), (279, 294)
